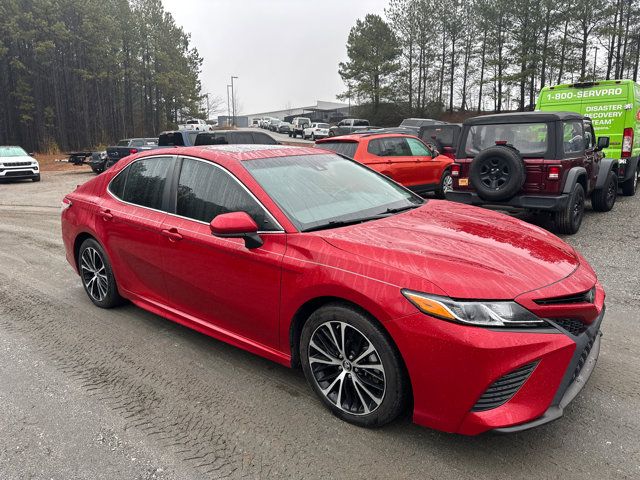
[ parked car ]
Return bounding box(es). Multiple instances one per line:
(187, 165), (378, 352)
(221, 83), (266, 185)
(290, 117), (311, 138)
(178, 119), (213, 131)
(446, 111), (616, 234)
(328, 118), (370, 137)
(398, 118), (443, 134)
(304, 123), (330, 140)
(158, 130), (201, 147)
(0, 146), (40, 182)
(419, 123), (462, 159)
(194, 130), (278, 145)
(96, 138), (159, 173)
(278, 122), (292, 134)
(316, 133), (453, 197)
(61, 144), (606, 435)
(537, 79), (640, 195)
(269, 120), (282, 132)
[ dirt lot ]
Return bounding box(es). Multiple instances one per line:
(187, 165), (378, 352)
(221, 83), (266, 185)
(0, 169), (638, 479)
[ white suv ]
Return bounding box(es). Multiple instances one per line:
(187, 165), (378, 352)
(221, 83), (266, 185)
(303, 123), (330, 141)
(290, 117), (311, 138)
(0, 146), (40, 182)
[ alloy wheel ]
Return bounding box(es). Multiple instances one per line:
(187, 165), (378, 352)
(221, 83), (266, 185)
(308, 321), (386, 415)
(80, 247), (108, 302)
(442, 173), (453, 193)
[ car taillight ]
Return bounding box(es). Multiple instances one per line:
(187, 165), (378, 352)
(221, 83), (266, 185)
(548, 166), (561, 180)
(129, 148), (138, 154)
(622, 128), (633, 158)
(451, 164), (460, 177)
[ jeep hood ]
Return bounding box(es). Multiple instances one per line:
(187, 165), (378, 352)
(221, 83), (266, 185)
(317, 201), (580, 299)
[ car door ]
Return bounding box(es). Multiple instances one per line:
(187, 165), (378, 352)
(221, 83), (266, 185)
(563, 120), (590, 188)
(366, 137), (420, 187)
(583, 121), (599, 191)
(158, 156), (286, 350)
(96, 156), (175, 303)
(405, 137), (440, 186)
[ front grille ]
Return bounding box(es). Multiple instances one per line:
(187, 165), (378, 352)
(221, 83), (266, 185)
(534, 288), (595, 306)
(553, 318), (588, 336)
(472, 362), (537, 412)
(572, 335), (596, 382)
(4, 170), (32, 177)
(4, 161), (31, 167)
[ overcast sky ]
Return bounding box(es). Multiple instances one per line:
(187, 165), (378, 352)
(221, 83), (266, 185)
(162, 0), (389, 116)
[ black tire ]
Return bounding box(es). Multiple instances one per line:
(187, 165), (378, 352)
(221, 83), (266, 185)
(78, 238), (124, 308)
(469, 146), (526, 201)
(328, 130), (335, 137)
(591, 170), (617, 212)
(300, 303), (408, 428)
(311, 133), (316, 141)
(554, 183), (585, 235)
(435, 169), (452, 199)
(621, 165), (638, 196)
(32, 174), (41, 182)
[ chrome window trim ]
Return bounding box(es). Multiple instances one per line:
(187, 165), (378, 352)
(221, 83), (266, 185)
(106, 154), (285, 234)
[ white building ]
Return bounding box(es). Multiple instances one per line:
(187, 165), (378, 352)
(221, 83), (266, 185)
(246, 100), (351, 124)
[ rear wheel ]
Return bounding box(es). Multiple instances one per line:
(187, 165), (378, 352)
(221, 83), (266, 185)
(621, 165), (638, 196)
(300, 303), (408, 428)
(78, 238), (124, 308)
(591, 171), (617, 212)
(554, 183), (585, 235)
(435, 169), (452, 199)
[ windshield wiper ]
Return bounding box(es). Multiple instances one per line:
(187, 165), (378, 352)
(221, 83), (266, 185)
(382, 204), (421, 215)
(303, 216), (384, 232)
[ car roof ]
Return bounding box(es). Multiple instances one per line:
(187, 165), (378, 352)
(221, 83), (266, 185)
(464, 111), (585, 125)
(316, 132), (419, 142)
(138, 145), (321, 165)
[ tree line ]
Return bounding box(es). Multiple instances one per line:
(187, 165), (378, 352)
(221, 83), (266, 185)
(340, 0), (640, 123)
(0, 0), (203, 152)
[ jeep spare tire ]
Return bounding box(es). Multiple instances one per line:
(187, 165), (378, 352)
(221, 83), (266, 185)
(469, 146), (526, 201)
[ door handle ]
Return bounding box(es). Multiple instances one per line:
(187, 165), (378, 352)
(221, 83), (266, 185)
(100, 209), (113, 221)
(161, 228), (183, 242)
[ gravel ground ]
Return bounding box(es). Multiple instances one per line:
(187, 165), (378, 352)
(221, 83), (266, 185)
(0, 170), (638, 479)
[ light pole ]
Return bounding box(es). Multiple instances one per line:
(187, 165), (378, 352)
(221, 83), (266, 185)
(226, 84), (232, 127)
(231, 75), (238, 127)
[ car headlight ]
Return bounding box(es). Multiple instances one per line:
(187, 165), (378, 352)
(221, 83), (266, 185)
(402, 290), (545, 327)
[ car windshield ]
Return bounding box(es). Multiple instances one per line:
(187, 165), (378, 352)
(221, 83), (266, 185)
(117, 140), (130, 146)
(244, 153), (423, 232)
(464, 122), (549, 156)
(400, 119), (427, 127)
(0, 146), (28, 157)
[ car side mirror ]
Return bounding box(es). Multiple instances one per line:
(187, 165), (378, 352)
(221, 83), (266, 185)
(596, 136), (610, 151)
(29, 152), (36, 157)
(210, 212), (263, 249)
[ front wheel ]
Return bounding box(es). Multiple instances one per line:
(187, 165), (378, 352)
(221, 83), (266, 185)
(621, 165), (638, 196)
(311, 133), (316, 141)
(591, 170), (617, 212)
(300, 304), (408, 428)
(435, 169), (452, 199)
(554, 183), (585, 235)
(32, 174), (41, 182)
(78, 238), (124, 308)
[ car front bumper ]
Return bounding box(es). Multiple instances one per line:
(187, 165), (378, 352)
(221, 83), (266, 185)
(384, 276), (605, 435)
(0, 166), (39, 179)
(446, 190), (570, 212)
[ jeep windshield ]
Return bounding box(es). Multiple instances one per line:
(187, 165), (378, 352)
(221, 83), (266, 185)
(464, 123), (549, 157)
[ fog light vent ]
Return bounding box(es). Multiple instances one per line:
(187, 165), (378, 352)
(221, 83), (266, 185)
(471, 362), (537, 412)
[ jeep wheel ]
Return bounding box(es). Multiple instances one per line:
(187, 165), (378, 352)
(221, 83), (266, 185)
(555, 183), (585, 235)
(469, 146), (526, 201)
(591, 171), (617, 212)
(621, 165), (638, 196)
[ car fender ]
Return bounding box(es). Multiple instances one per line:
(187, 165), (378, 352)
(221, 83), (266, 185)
(594, 158), (619, 189)
(562, 166), (587, 193)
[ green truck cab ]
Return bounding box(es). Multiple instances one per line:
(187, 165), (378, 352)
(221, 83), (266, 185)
(537, 80), (640, 195)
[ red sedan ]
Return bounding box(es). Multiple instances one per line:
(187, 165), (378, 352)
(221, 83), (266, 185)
(61, 145), (604, 434)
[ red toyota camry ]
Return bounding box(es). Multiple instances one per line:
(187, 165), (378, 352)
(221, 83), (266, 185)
(61, 145), (604, 435)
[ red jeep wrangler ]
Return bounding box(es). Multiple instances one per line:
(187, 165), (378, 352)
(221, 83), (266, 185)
(446, 112), (617, 234)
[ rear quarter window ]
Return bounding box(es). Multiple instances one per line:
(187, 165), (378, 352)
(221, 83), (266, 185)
(317, 141), (358, 158)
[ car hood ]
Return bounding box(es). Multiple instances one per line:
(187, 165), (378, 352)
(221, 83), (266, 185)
(0, 155), (35, 164)
(316, 201), (580, 299)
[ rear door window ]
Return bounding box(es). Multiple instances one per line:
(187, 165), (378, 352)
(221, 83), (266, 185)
(176, 158), (279, 230)
(563, 121), (585, 155)
(159, 132), (184, 146)
(368, 137), (411, 157)
(113, 156), (173, 210)
(316, 141), (358, 158)
(231, 132), (255, 144)
(252, 132), (278, 145)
